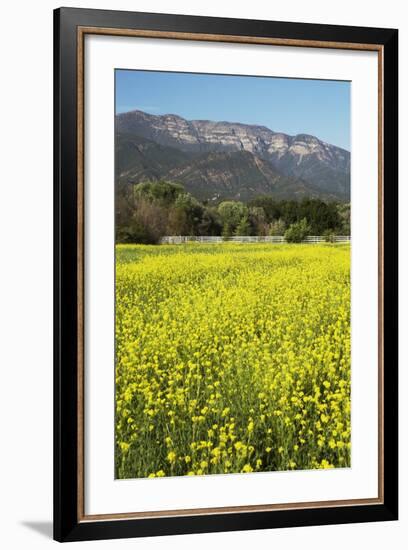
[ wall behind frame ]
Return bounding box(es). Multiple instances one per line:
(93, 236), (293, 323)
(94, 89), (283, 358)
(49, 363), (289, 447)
(0, 0), (405, 549)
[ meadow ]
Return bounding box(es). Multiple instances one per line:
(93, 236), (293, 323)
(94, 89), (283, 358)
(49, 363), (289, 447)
(115, 243), (350, 479)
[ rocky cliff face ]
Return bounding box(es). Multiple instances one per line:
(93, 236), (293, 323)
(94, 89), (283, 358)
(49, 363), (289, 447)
(116, 110), (350, 201)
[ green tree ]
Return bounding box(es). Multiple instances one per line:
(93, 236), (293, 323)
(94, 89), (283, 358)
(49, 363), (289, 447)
(218, 201), (248, 233)
(248, 206), (267, 235)
(284, 218), (311, 243)
(197, 208), (222, 236)
(337, 202), (351, 235)
(116, 198), (168, 244)
(269, 218), (286, 236)
(298, 198), (341, 234)
(134, 180), (184, 205)
(222, 223), (233, 240)
(172, 193), (204, 235)
(167, 206), (188, 235)
(234, 217), (251, 236)
(249, 196), (282, 222)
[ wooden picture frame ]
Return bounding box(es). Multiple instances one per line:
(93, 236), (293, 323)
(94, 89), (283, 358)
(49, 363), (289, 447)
(54, 7), (398, 542)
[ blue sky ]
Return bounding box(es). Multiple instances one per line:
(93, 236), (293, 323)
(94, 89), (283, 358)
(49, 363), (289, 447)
(115, 70), (350, 150)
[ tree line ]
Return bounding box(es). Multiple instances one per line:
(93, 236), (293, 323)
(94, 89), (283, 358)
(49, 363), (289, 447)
(116, 180), (350, 244)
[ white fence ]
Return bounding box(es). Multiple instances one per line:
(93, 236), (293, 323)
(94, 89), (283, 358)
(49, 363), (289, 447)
(160, 235), (351, 244)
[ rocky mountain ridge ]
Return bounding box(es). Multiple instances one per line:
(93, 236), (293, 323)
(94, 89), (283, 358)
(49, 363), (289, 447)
(116, 110), (350, 201)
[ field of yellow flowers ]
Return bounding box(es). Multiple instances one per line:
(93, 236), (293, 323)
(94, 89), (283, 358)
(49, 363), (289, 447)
(115, 243), (350, 479)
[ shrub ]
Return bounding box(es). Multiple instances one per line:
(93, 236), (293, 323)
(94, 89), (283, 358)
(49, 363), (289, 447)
(323, 229), (336, 243)
(284, 218), (311, 243)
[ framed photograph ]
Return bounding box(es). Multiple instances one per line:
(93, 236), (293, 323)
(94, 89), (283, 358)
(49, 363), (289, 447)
(54, 7), (398, 542)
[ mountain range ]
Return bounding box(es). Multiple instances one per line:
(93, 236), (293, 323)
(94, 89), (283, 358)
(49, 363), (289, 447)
(115, 110), (350, 202)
